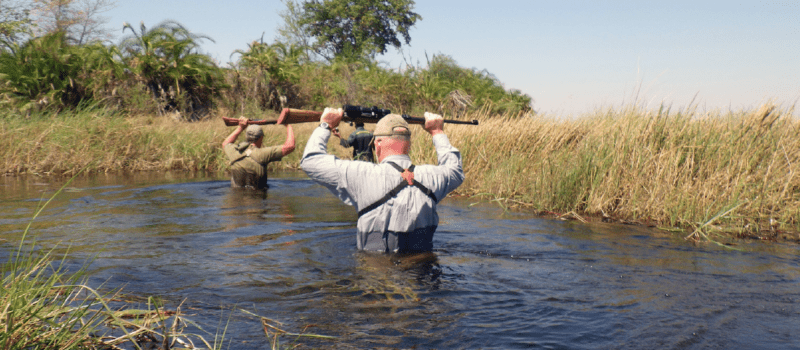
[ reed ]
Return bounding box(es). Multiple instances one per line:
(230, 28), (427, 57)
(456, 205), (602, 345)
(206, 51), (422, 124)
(2, 171), (335, 349)
(0, 105), (355, 176)
(0, 106), (230, 175)
(0, 176), (220, 349)
(3, 103), (799, 239)
(426, 103), (800, 239)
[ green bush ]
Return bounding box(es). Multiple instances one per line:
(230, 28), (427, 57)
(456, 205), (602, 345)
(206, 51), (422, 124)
(226, 40), (305, 113)
(0, 31), (123, 112)
(0, 27), (532, 119)
(119, 21), (225, 120)
(280, 54), (533, 117)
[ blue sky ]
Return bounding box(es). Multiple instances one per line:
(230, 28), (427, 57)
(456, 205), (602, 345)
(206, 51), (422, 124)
(104, 1), (799, 116)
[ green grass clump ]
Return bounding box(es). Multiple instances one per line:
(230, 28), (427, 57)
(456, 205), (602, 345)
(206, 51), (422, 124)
(0, 178), (207, 350)
(0, 163), (337, 350)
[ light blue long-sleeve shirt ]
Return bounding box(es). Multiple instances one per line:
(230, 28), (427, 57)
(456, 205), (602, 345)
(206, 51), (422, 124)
(300, 125), (464, 252)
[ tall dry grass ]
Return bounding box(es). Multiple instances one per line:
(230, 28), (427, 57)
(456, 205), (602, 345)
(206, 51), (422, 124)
(423, 103), (800, 239)
(1, 107), (231, 175)
(3, 103), (799, 239)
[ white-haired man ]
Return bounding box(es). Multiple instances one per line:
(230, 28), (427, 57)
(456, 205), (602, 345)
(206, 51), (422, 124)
(300, 108), (464, 253)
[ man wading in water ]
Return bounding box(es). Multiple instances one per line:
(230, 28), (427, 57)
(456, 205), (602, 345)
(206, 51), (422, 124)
(300, 107), (464, 253)
(335, 122), (374, 162)
(222, 117), (295, 189)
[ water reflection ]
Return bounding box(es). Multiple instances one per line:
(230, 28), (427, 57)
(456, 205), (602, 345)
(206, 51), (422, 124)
(1, 172), (800, 349)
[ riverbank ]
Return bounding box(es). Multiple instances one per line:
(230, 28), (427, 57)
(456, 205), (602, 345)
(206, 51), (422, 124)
(2, 104), (799, 243)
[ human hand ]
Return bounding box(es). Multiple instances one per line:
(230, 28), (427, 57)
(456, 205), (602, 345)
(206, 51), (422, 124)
(423, 112), (444, 136)
(321, 107), (343, 129)
(238, 116), (248, 128)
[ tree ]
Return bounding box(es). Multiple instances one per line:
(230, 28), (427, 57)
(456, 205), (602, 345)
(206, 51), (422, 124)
(0, 0), (35, 50)
(232, 39), (304, 111)
(289, 0), (421, 60)
(30, 0), (116, 45)
(276, 0), (316, 60)
(119, 20), (224, 119)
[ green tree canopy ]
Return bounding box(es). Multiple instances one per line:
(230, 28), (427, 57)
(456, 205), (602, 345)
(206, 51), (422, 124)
(293, 0), (421, 60)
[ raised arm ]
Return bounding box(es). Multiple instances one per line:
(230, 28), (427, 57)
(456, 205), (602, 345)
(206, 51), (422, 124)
(426, 112), (464, 195)
(423, 112), (445, 136)
(222, 116), (248, 147)
(301, 107), (361, 205)
(281, 125), (296, 156)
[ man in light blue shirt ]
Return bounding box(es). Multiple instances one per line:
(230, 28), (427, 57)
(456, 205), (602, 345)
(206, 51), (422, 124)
(300, 107), (464, 253)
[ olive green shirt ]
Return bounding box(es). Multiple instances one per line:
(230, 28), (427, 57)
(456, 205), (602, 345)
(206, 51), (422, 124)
(223, 143), (284, 189)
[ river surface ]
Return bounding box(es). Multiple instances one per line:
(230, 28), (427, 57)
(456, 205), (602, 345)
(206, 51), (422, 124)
(2, 171), (800, 349)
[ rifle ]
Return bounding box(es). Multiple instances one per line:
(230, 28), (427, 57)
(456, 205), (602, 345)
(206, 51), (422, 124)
(221, 117), (278, 126)
(222, 105), (479, 126)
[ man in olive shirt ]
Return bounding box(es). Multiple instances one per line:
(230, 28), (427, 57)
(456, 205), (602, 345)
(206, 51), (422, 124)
(222, 117), (295, 189)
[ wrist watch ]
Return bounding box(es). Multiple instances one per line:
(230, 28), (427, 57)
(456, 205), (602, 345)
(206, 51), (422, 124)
(319, 121), (331, 131)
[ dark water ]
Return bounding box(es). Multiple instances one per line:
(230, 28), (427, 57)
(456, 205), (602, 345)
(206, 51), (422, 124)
(2, 171), (800, 349)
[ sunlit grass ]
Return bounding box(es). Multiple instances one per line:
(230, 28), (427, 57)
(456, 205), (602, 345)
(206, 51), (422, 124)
(430, 103), (800, 240)
(3, 103), (799, 241)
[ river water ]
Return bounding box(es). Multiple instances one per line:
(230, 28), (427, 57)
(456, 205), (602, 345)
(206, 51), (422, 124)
(1, 171), (800, 349)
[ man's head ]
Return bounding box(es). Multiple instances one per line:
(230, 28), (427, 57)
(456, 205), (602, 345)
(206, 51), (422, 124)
(245, 125), (264, 144)
(373, 114), (411, 162)
(374, 114), (410, 138)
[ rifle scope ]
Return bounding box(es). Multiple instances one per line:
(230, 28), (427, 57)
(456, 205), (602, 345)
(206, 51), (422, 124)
(343, 105), (391, 117)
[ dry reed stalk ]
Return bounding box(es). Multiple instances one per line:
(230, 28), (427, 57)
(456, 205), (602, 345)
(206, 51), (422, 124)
(4, 103), (800, 237)
(433, 103), (800, 237)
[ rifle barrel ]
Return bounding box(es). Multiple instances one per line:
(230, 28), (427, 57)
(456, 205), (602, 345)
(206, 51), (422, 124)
(401, 115), (479, 125)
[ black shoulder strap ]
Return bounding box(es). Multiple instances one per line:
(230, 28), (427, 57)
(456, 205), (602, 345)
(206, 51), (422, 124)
(386, 161), (405, 172)
(357, 162), (438, 218)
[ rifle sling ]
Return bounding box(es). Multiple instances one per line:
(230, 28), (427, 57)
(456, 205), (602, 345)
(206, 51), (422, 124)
(357, 162), (438, 218)
(229, 148), (253, 166)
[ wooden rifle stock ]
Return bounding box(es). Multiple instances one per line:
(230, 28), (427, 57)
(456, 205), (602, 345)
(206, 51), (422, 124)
(221, 117), (278, 126)
(277, 108), (323, 124)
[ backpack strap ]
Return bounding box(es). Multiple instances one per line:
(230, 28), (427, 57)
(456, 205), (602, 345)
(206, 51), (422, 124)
(357, 162), (438, 218)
